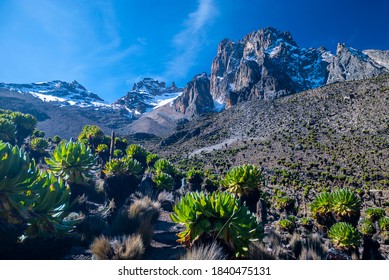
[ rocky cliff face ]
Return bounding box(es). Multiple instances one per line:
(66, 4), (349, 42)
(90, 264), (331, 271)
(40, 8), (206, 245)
(210, 27), (389, 108)
(174, 73), (214, 117)
(327, 44), (388, 83)
(113, 78), (183, 117)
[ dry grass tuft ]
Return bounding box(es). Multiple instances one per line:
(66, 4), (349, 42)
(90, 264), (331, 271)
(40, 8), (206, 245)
(128, 196), (161, 223)
(90, 234), (145, 260)
(90, 235), (114, 260)
(115, 234), (145, 260)
(181, 242), (227, 260)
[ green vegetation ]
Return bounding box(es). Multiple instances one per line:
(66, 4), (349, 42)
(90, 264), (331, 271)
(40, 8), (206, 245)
(0, 142), (78, 240)
(103, 157), (142, 178)
(328, 222), (361, 252)
(358, 219), (375, 237)
(45, 140), (97, 185)
(0, 118), (16, 144)
(30, 137), (49, 154)
(0, 110), (37, 144)
(78, 125), (105, 149)
(365, 208), (386, 222)
(0, 141), (38, 224)
(126, 144), (148, 167)
(221, 164), (262, 196)
(310, 189), (361, 228)
(170, 191), (263, 257)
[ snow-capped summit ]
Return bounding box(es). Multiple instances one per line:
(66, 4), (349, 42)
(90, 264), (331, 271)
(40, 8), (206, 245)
(113, 78), (183, 116)
(0, 80), (109, 108)
(210, 27), (389, 108)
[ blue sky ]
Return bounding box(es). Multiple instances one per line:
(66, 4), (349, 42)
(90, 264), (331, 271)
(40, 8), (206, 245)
(1, 0), (389, 102)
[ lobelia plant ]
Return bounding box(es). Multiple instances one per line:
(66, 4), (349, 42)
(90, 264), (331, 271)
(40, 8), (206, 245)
(365, 208), (386, 223)
(77, 125), (105, 149)
(221, 164), (263, 213)
(0, 141), (38, 224)
(0, 118), (17, 144)
(328, 222), (361, 253)
(0, 142), (80, 240)
(310, 191), (334, 228)
(170, 191), (263, 258)
(126, 144), (148, 167)
(330, 188), (361, 226)
(221, 164), (262, 196)
(45, 140), (98, 185)
(103, 157), (142, 178)
(153, 159), (176, 176)
(24, 170), (82, 238)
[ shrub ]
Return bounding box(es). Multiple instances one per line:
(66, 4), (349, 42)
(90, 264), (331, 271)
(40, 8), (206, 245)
(153, 172), (175, 191)
(126, 144), (148, 167)
(103, 157), (142, 178)
(90, 234), (145, 260)
(10, 112), (37, 144)
(181, 242), (227, 260)
(0, 141), (38, 224)
(30, 137), (49, 153)
(170, 191), (263, 257)
(113, 149), (124, 158)
(221, 164), (262, 196)
(153, 159), (176, 176)
(277, 219), (294, 233)
(275, 196), (296, 213)
(96, 144), (109, 154)
(378, 217), (389, 232)
(330, 188), (361, 226)
(45, 140), (97, 185)
(128, 196), (161, 224)
(32, 129), (45, 138)
(358, 219), (376, 237)
(146, 153), (160, 168)
(0, 118), (16, 144)
(328, 222), (361, 252)
(78, 125), (104, 148)
(52, 135), (61, 144)
(365, 208), (386, 222)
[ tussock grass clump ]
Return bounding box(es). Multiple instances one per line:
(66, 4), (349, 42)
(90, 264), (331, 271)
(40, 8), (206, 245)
(181, 242), (227, 260)
(90, 236), (114, 260)
(128, 196), (161, 245)
(128, 196), (161, 224)
(90, 234), (145, 260)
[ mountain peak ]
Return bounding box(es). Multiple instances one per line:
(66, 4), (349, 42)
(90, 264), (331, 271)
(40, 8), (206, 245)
(113, 78), (184, 117)
(210, 26), (389, 108)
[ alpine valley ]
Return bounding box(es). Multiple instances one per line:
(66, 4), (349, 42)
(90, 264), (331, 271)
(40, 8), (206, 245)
(1, 27), (389, 260)
(1, 27), (388, 139)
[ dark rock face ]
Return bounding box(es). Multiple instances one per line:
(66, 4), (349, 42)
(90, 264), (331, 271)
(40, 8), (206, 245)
(210, 27), (389, 109)
(174, 73), (214, 116)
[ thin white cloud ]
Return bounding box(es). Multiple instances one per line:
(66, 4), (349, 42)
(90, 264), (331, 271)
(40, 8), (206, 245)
(164, 0), (217, 79)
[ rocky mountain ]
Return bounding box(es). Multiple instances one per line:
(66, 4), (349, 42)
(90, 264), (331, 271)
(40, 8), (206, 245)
(0, 78), (185, 138)
(173, 73), (214, 117)
(146, 74), (389, 196)
(119, 74), (214, 137)
(0, 80), (107, 107)
(113, 78), (184, 117)
(209, 27), (389, 109)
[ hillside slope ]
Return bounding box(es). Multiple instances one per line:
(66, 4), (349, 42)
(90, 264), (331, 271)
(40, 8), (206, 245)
(148, 74), (389, 199)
